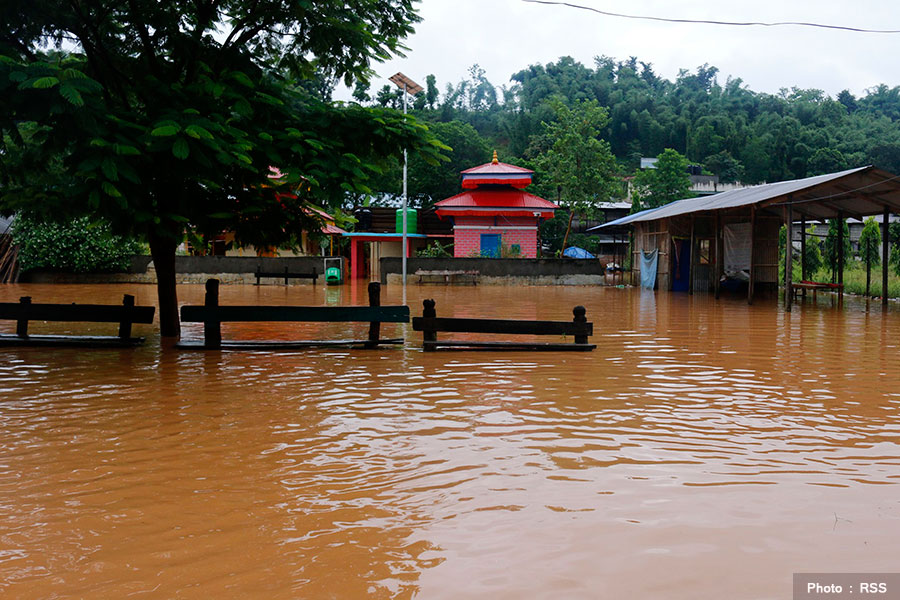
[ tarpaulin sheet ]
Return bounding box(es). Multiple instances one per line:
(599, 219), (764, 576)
(724, 223), (752, 274)
(640, 249), (658, 289)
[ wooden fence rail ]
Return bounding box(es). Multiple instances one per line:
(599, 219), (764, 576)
(412, 299), (595, 351)
(0, 294), (155, 347)
(177, 279), (409, 350)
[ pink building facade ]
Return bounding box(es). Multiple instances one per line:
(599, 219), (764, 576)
(434, 153), (557, 258)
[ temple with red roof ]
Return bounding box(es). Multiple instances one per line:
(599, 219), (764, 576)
(434, 151), (557, 258)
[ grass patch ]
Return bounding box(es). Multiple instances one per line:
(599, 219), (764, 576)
(795, 261), (900, 298)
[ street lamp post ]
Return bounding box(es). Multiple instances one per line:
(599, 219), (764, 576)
(389, 72), (423, 303)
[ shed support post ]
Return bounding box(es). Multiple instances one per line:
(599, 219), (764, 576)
(800, 215), (807, 282)
(837, 211), (845, 301)
(748, 207), (756, 305)
(785, 204), (793, 312)
(883, 207), (890, 306)
(689, 215), (695, 295)
(800, 215), (808, 298)
(715, 212), (723, 299)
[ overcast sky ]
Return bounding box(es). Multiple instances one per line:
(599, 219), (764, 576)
(338, 0), (900, 102)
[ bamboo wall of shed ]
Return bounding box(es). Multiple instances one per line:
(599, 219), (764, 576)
(631, 209), (780, 293)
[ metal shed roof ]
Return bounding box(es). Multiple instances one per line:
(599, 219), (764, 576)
(592, 166), (900, 229)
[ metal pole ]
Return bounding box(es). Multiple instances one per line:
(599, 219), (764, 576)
(402, 81), (408, 305)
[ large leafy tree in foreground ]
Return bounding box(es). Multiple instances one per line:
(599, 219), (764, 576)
(0, 1), (446, 335)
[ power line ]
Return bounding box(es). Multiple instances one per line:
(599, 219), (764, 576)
(522, 0), (900, 34)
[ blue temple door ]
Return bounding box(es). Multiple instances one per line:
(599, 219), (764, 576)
(480, 234), (501, 257)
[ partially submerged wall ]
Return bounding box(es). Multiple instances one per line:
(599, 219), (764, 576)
(380, 257), (618, 286)
(20, 255), (332, 284)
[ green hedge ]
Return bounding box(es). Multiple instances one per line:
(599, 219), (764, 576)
(12, 214), (143, 273)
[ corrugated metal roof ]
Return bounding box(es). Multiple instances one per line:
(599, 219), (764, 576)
(0, 215), (13, 234)
(591, 166), (900, 229)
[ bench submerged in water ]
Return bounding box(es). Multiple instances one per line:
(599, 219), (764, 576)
(177, 279), (409, 350)
(415, 270), (479, 285)
(255, 266), (318, 285)
(412, 299), (595, 351)
(0, 294), (155, 347)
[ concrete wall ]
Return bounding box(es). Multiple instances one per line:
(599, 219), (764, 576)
(452, 216), (539, 258)
(380, 257), (611, 285)
(21, 255), (335, 284)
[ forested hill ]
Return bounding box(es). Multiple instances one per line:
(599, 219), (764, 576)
(356, 56), (900, 203)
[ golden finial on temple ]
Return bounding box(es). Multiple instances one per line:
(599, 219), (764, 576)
(492, 150), (499, 164)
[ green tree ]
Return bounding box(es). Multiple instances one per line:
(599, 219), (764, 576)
(531, 99), (618, 216)
(858, 216), (882, 296)
(802, 226), (823, 277)
(823, 218), (852, 282)
(633, 148), (692, 210)
(0, 1), (447, 336)
(703, 150), (744, 184)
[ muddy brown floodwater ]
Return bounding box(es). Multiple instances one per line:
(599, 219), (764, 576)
(1, 282), (899, 599)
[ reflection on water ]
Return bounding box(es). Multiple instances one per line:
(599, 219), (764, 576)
(1, 283), (900, 599)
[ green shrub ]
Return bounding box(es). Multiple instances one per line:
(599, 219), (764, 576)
(12, 213), (144, 272)
(416, 241), (453, 258)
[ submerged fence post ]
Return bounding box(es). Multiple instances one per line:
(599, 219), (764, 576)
(16, 296), (30, 338)
(573, 305), (588, 345)
(204, 278), (221, 349)
(367, 281), (381, 348)
(422, 299), (437, 350)
(119, 294), (135, 339)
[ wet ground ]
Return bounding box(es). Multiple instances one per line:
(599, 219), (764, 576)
(1, 282), (898, 599)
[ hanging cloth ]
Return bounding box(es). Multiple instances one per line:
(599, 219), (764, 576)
(640, 249), (658, 290)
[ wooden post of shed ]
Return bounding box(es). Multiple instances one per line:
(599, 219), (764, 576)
(883, 207), (890, 306)
(714, 212), (721, 299)
(785, 204), (793, 312)
(800, 214), (807, 282)
(204, 278), (222, 349)
(837, 211), (845, 300)
(800, 214), (808, 298)
(748, 207), (756, 305)
(689, 215), (695, 295)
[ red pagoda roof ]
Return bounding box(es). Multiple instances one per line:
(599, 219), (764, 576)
(460, 162), (533, 175)
(460, 151), (534, 189)
(434, 189), (558, 218)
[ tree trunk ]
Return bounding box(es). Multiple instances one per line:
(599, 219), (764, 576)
(149, 231), (180, 337)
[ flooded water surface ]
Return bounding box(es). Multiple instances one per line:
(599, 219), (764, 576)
(1, 283), (899, 599)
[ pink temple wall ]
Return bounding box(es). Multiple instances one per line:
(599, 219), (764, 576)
(451, 216), (540, 258)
